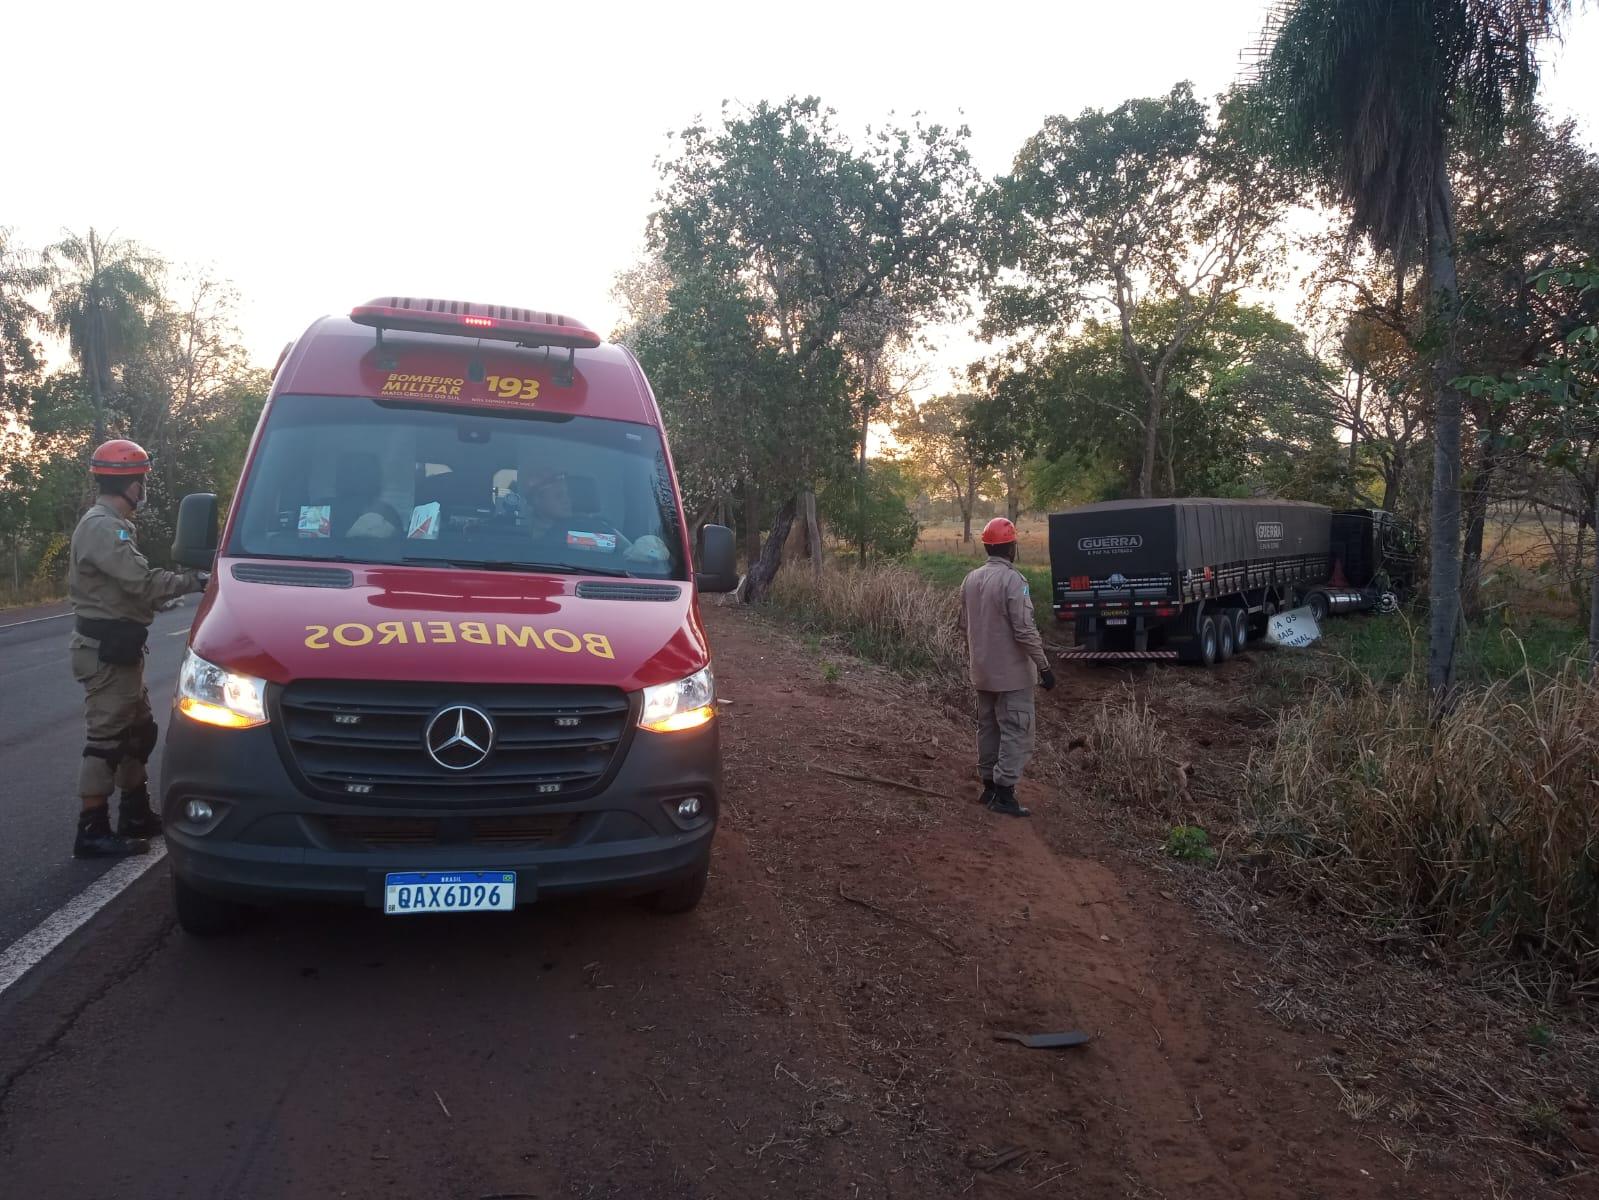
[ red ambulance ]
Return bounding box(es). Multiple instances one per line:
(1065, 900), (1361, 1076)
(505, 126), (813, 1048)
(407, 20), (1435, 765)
(162, 298), (739, 934)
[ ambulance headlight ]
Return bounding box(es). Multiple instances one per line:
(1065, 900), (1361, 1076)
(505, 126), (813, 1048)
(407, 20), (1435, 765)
(177, 649), (269, 729)
(639, 666), (715, 733)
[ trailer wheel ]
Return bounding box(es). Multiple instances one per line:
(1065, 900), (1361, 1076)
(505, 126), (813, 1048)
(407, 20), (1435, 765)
(1231, 608), (1249, 652)
(1217, 616), (1235, 661)
(1197, 616), (1221, 667)
(1307, 590), (1330, 622)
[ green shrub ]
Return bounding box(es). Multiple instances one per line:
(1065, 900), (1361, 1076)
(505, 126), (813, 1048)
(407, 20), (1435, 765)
(820, 465), (921, 560)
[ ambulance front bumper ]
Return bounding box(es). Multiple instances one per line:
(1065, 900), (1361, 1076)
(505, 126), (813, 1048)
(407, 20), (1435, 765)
(159, 713), (719, 907)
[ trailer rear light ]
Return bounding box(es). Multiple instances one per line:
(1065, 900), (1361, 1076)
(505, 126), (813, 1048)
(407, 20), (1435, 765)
(1155, 607), (1176, 617)
(350, 297), (601, 350)
(1070, 575), (1090, 591)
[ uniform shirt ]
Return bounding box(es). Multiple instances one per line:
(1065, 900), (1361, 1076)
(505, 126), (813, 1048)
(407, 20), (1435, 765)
(68, 500), (197, 625)
(959, 557), (1050, 693)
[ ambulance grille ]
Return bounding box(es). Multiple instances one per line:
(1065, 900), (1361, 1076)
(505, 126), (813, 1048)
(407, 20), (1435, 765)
(276, 681), (633, 804)
(320, 813), (577, 847)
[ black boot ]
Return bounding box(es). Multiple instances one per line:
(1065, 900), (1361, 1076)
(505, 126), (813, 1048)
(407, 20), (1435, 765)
(978, 780), (996, 806)
(74, 806), (150, 858)
(986, 784), (1031, 818)
(116, 785), (163, 838)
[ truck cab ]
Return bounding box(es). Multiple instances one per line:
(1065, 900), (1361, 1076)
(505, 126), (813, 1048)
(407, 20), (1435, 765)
(162, 298), (738, 934)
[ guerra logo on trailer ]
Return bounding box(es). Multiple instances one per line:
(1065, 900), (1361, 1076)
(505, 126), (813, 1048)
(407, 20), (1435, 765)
(1078, 534), (1142, 554)
(1256, 522), (1285, 541)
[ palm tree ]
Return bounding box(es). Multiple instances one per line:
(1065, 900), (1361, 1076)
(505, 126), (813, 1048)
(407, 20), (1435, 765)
(1253, 0), (1568, 696)
(47, 228), (162, 443)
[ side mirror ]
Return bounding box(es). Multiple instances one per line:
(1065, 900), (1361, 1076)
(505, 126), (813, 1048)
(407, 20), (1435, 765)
(172, 493), (219, 570)
(694, 523), (738, 593)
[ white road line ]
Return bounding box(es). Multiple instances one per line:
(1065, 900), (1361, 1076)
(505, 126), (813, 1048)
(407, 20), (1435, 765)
(0, 611), (71, 630)
(0, 846), (167, 998)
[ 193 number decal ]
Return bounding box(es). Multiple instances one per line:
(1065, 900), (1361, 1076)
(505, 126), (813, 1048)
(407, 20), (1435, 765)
(484, 375), (540, 401)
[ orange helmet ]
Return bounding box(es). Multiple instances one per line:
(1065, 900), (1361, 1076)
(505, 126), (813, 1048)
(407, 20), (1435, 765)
(980, 517), (1018, 546)
(89, 439), (153, 476)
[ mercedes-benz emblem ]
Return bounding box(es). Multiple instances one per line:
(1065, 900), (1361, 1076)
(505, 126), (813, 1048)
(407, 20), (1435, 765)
(424, 705), (495, 771)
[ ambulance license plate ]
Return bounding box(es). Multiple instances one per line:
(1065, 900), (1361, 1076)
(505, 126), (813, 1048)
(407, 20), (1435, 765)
(384, 871), (516, 915)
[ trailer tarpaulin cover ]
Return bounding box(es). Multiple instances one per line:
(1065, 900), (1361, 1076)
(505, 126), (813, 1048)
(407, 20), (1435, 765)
(1049, 499), (1331, 582)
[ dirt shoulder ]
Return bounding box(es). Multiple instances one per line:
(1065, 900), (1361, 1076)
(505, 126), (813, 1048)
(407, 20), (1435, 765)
(701, 603), (1452, 1198)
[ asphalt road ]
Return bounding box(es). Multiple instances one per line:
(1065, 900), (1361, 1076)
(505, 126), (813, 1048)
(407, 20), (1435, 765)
(0, 600), (195, 949)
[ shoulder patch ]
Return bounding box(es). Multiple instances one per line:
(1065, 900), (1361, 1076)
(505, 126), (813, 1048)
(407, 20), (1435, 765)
(116, 528), (132, 541)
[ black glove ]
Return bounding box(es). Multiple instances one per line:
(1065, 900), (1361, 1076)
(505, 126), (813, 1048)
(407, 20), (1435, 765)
(1040, 667), (1057, 690)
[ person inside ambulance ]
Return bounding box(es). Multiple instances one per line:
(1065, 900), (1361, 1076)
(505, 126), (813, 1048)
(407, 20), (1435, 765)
(69, 440), (207, 857)
(329, 452), (402, 539)
(518, 467), (673, 573)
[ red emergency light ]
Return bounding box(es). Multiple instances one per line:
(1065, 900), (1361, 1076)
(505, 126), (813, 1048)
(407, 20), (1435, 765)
(349, 297), (602, 350)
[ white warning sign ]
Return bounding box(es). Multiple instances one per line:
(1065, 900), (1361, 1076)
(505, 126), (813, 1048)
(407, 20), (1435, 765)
(1265, 606), (1322, 648)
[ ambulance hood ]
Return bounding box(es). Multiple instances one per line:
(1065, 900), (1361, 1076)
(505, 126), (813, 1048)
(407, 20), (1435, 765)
(190, 558), (709, 691)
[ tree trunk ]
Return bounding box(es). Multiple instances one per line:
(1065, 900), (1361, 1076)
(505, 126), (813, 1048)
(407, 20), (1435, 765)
(1426, 166), (1465, 700)
(802, 488), (822, 580)
(961, 465), (975, 543)
(739, 495), (799, 604)
(742, 480), (761, 569)
(1137, 381), (1162, 499)
(857, 394), (871, 565)
(1348, 370), (1365, 487)
(1588, 497), (1598, 673)
(1459, 439), (1499, 619)
(1006, 465), (1020, 523)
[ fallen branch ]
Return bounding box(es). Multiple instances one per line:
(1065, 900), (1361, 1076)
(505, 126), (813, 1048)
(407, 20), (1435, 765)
(811, 764), (953, 800)
(836, 883), (962, 955)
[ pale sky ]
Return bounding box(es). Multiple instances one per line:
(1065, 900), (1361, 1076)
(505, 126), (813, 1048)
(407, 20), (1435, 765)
(5, 0), (1596, 395)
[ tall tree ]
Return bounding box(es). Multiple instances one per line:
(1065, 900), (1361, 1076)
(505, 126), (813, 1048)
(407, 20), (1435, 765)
(1464, 265), (1599, 668)
(893, 393), (992, 543)
(46, 228), (163, 444)
(649, 97), (979, 600)
(987, 83), (1293, 498)
(1252, 0), (1570, 695)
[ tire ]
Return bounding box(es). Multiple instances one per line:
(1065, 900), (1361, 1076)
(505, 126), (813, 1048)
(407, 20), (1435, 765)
(1197, 616), (1221, 667)
(1232, 608), (1249, 653)
(1217, 617), (1235, 661)
(172, 871), (246, 937)
(1307, 591), (1331, 622)
(643, 858), (710, 914)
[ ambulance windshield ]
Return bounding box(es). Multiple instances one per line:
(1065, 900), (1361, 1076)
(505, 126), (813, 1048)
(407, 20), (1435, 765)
(228, 395), (686, 579)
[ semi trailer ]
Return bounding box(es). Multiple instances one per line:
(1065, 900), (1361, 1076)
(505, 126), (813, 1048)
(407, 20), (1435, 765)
(1049, 499), (1416, 666)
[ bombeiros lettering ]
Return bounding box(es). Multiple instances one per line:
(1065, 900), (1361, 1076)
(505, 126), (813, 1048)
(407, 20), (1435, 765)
(303, 621), (614, 660)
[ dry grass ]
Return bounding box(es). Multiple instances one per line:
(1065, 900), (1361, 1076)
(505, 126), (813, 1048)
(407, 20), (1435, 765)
(767, 562), (965, 679)
(1246, 662), (1599, 985)
(0, 580), (65, 611)
(1084, 685), (1193, 813)
(916, 519), (1050, 560)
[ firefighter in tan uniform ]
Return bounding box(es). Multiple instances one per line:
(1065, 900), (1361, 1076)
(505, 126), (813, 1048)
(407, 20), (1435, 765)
(958, 518), (1055, 818)
(68, 440), (206, 857)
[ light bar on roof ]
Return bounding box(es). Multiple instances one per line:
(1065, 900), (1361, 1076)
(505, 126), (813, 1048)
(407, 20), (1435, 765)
(349, 297), (601, 349)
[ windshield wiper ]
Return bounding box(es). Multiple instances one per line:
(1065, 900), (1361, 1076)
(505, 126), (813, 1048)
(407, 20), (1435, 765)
(402, 557), (633, 578)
